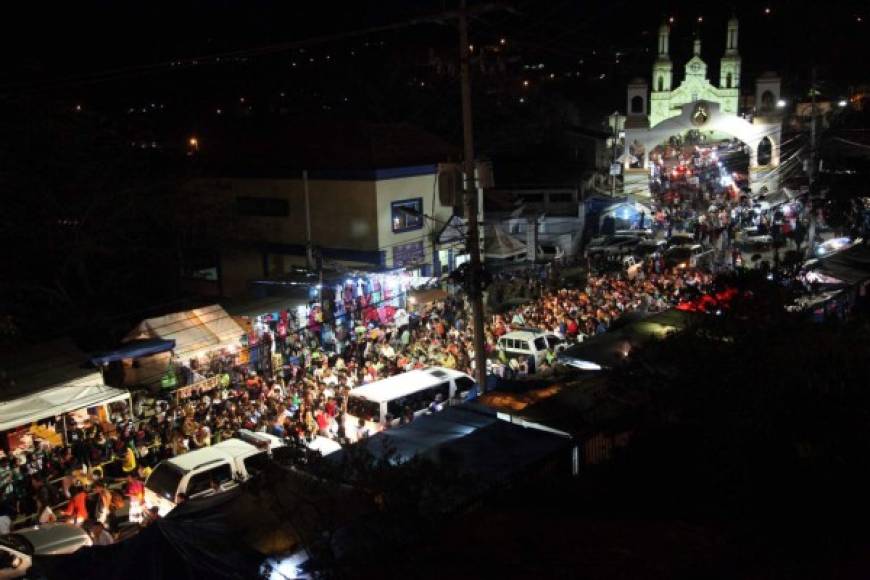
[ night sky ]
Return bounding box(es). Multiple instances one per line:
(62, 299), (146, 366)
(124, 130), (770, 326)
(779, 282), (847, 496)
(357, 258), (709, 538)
(3, 1), (866, 93)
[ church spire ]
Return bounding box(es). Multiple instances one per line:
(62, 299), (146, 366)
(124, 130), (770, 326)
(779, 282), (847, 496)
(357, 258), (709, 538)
(725, 15), (739, 55)
(693, 33), (701, 56)
(657, 19), (670, 58)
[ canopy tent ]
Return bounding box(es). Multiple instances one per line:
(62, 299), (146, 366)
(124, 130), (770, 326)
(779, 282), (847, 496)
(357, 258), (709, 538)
(484, 224), (527, 260)
(89, 339), (176, 367)
(0, 382), (129, 432)
(125, 304), (245, 362)
(808, 243), (870, 286)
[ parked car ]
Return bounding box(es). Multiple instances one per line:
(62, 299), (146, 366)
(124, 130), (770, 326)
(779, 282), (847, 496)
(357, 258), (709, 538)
(585, 235), (642, 259)
(1, 522), (93, 579)
(663, 244), (711, 269)
(633, 238), (667, 259)
(666, 232), (696, 247)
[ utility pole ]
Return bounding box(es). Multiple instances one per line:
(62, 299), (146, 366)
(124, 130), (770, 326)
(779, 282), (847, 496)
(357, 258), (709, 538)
(303, 169), (314, 270)
(610, 111), (619, 197)
(459, 0), (487, 390)
(807, 66), (818, 256)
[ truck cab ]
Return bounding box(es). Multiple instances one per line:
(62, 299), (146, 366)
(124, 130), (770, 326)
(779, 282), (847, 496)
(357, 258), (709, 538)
(144, 430), (284, 516)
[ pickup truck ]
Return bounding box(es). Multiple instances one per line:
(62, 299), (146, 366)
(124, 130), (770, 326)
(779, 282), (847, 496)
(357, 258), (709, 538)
(144, 430), (284, 516)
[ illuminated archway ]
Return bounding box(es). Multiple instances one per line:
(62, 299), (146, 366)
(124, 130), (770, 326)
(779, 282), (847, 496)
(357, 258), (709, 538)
(622, 100), (782, 196)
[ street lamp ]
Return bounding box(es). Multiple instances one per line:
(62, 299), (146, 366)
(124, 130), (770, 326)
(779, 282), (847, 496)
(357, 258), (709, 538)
(776, 99), (786, 109)
(838, 99), (848, 107)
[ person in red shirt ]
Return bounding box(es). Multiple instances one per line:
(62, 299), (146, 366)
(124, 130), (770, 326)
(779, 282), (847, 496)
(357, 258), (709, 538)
(315, 410), (330, 436)
(64, 487), (89, 524)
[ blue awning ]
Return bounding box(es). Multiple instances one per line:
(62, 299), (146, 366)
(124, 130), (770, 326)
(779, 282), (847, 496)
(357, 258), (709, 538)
(90, 339), (176, 366)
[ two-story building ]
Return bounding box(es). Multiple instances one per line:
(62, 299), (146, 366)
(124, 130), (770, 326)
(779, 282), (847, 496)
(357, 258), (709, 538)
(178, 121), (484, 297)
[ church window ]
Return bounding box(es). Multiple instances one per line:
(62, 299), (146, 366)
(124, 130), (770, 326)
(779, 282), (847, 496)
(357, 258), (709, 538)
(630, 95), (643, 114)
(657, 76), (663, 92)
(726, 72), (732, 88)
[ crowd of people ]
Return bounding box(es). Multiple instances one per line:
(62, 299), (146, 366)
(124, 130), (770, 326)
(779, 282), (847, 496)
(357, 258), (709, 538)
(0, 260), (714, 539)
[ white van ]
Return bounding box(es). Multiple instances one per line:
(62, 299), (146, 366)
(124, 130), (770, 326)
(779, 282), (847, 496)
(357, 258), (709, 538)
(344, 367), (476, 441)
(144, 430), (284, 516)
(497, 329), (567, 370)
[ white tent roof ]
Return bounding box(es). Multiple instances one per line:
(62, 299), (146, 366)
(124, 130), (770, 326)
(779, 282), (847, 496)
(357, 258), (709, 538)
(125, 304), (245, 361)
(484, 225), (527, 259)
(0, 381), (128, 431)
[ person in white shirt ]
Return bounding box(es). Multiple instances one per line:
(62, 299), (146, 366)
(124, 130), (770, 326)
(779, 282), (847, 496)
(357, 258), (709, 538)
(91, 521), (114, 546)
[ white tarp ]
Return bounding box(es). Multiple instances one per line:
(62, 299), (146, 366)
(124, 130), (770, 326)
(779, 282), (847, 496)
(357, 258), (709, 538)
(484, 225), (527, 259)
(0, 380), (129, 432)
(125, 304), (245, 361)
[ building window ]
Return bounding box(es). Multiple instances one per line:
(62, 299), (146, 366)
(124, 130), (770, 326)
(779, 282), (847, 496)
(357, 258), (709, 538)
(657, 76), (664, 92)
(630, 95), (643, 113)
(692, 93), (698, 102)
(725, 72), (733, 88)
(236, 196), (289, 217)
(391, 198), (424, 232)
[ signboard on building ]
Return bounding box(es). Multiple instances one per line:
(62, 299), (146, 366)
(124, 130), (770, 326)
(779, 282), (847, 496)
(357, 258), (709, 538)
(609, 163), (622, 176)
(393, 241), (425, 268)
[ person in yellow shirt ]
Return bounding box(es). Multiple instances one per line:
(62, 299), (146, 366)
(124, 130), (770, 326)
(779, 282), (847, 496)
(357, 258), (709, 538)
(121, 446), (137, 474)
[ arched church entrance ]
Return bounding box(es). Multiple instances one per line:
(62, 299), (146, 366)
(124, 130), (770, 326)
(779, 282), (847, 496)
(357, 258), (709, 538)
(622, 100), (782, 198)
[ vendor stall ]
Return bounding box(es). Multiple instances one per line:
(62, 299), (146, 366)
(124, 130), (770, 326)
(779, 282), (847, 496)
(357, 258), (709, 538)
(0, 339), (131, 460)
(123, 305), (246, 388)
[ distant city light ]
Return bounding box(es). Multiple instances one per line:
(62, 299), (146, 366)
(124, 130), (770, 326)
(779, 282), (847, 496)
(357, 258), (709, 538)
(764, 7), (771, 14)
(499, 38), (506, 45)
(468, 44), (474, 52)
(519, 97), (525, 103)
(838, 99), (848, 107)
(697, 16), (703, 23)
(74, 104), (82, 112)
(669, 16), (675, 23)
(776, 99), (786, 108)
(189, 137), (199, 148)
(216, 108), (223, 115)
(522, 80), (530, 87)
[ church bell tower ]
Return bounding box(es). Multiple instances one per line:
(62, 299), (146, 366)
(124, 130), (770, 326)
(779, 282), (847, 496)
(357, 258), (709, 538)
(718, 16), (741, 113)
(650, 20), (673, 126)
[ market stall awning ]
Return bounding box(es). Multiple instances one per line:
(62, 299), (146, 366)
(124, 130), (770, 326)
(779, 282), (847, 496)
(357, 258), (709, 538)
(125, 305), (245, 362)
(0, 381), (129, 431)
(89, 339), (176, 366)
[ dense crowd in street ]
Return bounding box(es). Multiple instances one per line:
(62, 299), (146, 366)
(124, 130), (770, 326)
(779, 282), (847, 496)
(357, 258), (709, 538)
(0, 260), (715, 537)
